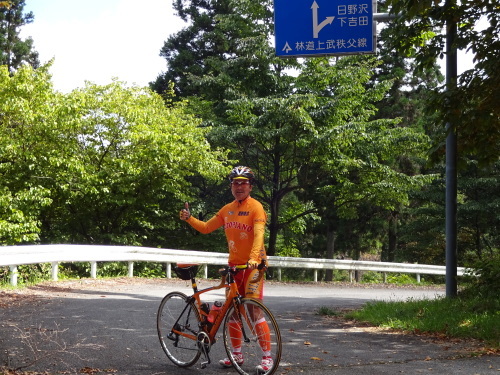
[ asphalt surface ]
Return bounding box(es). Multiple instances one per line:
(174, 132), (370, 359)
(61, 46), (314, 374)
(1, 278), (498, 375)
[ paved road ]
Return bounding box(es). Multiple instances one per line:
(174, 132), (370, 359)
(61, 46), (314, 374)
(1, 278), (498, 374)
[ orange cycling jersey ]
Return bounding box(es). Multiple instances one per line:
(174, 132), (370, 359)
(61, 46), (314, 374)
(185, 196), (267, 265)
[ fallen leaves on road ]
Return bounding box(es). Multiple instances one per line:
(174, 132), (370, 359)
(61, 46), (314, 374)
(0, 367), (50, 375)
(0, 291), (44, 309)
(79, 368), (117, 374)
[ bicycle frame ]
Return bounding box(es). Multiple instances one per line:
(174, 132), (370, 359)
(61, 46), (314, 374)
(169, 265), (253, 347)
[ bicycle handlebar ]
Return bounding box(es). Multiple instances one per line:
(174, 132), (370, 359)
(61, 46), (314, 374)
(250, 259), (267, 283)
(217, 259), (267, 284)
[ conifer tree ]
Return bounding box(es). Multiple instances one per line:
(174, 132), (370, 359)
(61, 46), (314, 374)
(0, 0), (39, 73)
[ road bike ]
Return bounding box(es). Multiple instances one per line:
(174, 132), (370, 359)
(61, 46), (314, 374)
(157, 261), (282, 375)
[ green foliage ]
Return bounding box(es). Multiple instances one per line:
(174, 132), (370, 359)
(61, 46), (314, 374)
(462, 253), (500, 299)
(0, 64), (57, 243)
(1, 0), (497, 299)
(357, 271), (428, 285)
(47, 79), (227, 245)
(83, 262), (167, 278)
(385, 273), (418, 285)
(360, 271), (383, 283)
(274, 239), (300, 258)
(398, 159), (500, 266)
(0, 63), (228, 246)
(133, 262), (168, 278)
(316, 306), (340, 317)
(57, 263), (86, 280)
(94, 262), (129, 278)
(385, 0), (500, 165)
(0, 186), (50, 244)
(457, 160), (500, 263)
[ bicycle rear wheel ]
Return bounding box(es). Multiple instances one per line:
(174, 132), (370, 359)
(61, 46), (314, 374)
(157, 291), (201, 367)
(222, 298), (282, 375)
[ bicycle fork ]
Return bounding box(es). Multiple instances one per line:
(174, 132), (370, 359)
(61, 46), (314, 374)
(233, 297), (252, 344)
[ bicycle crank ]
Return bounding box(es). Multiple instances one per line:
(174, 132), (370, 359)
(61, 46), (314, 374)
(197, 331), (211, 368)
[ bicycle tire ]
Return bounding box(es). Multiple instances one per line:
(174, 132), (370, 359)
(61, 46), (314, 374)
(222, 298), (282, 375)
(157, 291), (201, 367)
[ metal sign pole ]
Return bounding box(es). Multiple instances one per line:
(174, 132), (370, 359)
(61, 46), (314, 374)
(445, 0), (458, 298)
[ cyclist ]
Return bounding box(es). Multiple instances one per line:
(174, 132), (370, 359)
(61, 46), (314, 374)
(179, 166), (273, 372)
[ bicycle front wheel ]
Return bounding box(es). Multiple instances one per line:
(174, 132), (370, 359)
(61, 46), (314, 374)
(157, 291), (201, 367)
(222, 298), (282, 375)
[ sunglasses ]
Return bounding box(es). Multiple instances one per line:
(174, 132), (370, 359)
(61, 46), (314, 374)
(231, 180), (251, 186)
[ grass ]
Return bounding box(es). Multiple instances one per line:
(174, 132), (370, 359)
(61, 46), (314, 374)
(341, 294), (499, 347)
(316, 306), (341, 317)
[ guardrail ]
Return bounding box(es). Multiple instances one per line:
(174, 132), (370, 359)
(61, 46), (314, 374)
(0, 244), (467, 286)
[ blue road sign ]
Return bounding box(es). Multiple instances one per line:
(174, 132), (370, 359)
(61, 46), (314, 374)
(274, 0), (376, 57)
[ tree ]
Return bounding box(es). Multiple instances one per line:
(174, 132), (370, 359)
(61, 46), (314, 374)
(400, 159), (500, 266)
(0, 0), (39, 72)
(196, 48), (433, 259)
(0, 63), (227, 246)
(385, 0), (500, 165)
(294, 56), (434, 278)
(369, 23), (444, 262)
(0, 64), (58, 244)
(457, 160), (500, 262)
(40, 80), (228, 245)
(151, 0), (244, 99)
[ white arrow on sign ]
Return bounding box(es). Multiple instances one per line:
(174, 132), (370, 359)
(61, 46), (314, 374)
(311, 1), (335, 38)
(282, 42), (292, 53)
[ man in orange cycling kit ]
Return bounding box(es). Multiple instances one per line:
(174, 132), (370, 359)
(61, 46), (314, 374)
(179, 166), (272, 372)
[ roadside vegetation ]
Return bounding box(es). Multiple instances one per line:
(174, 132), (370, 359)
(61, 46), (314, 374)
(345, 295), (499, 346)
(321, 257), (500, 348)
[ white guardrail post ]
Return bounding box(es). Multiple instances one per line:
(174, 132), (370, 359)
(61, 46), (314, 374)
(166, 262), (171, 279)
(51, 261), (59, 281)
(128, 261), (134, 277)
(90, 261), (97, 279)
(9, 265), (18, 286)
(0, 245), (468, 287)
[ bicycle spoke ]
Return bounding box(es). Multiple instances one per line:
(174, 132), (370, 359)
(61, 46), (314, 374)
(157, 292), (202, 367)
(222, 298), (282, 375)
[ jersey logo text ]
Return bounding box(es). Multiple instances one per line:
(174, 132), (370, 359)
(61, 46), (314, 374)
(224, 222), (253, 232)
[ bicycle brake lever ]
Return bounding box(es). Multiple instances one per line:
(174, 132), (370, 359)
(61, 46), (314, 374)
(257, 259), (268, 271)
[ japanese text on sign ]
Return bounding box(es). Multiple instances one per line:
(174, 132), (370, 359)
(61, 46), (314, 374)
(274, 0), (376, 57)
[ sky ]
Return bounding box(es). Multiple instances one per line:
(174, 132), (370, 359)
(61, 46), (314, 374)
(19, 1), (477, 93)
(21, 0), (185, 92)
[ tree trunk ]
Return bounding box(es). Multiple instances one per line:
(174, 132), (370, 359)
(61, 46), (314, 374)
(267, 207), (278, 257)
(324, 224), (336, 281)
(266, 192), (280, 257)
(388, 211), (398, 262)
(266, 149), (281, 258)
